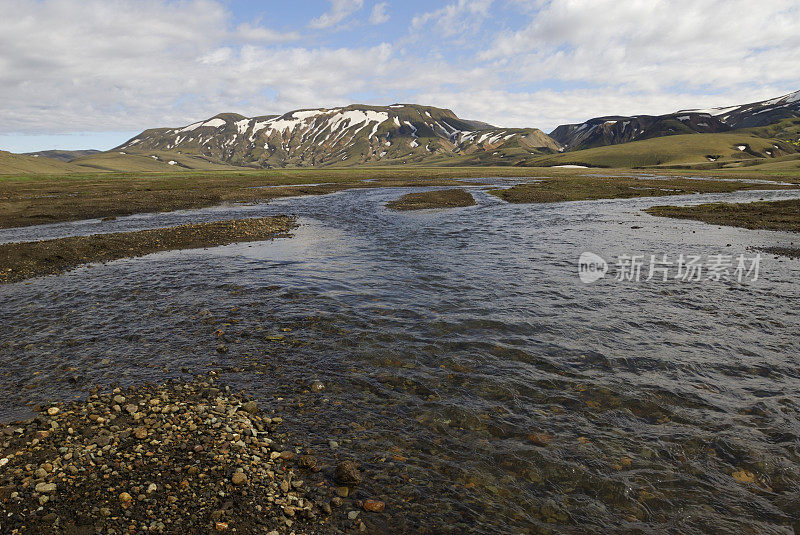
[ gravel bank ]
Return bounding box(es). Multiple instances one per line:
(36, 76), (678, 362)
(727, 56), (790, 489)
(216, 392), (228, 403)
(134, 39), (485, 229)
(0, 374), (384, 534)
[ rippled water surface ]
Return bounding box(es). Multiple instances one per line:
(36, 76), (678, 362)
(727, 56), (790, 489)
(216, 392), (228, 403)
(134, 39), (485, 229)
(2, 183), (800, 534)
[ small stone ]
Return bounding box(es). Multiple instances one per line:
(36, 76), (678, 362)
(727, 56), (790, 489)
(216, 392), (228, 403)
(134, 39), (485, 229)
(35, 482), (56, 494)
(310, 380), (325, 392)
(732, 469), (756, 484)
(364, 499), (386, 512)
(231, 472), (248, 486)
(348, 510), (360, 520)
(113, 395), (126, 404)
(119, 491), (133, 508)
(334, 460), (361, 485)
(134, 427), (148, 439)
(527, 432), (555, 446)
(147, 483), (157, 494)
(336, 486), (349, 497)
(125, 404), (138, 414)
(298, 455), (318, 470)
(47, 407), (59, 416)
(99, 507), (111, 517)
(215, 521), (229, 531)
(240, 401), (258, 414)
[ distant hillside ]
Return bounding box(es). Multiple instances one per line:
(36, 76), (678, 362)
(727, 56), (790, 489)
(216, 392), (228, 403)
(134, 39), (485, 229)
(22, 149), (100, 162)
(552, 90), (800, 150)
(115, 104), (561, 168)
(0, 150), (81, 174)
(524, 133), (798, 170)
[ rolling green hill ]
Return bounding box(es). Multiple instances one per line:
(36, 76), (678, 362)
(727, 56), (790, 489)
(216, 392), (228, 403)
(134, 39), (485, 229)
(69, 150), (249, 172)
(525, 133), (797, 169)
(0, 150), (81, 174)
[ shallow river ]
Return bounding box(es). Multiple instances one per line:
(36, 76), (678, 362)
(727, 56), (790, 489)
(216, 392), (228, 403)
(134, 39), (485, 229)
(2, 182), (800, 534)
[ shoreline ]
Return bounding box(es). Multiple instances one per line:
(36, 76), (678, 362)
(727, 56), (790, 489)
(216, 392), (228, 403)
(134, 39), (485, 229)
(0, 216), (297, 284)
(645, 198), (800, 233)
(0, 374), (381, 533)
(488, 176), (800, 204)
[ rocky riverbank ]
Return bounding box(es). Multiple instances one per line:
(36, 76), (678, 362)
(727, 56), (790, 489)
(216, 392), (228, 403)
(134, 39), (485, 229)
(0, 216), (297, 284)
(0, 374), (385, 534)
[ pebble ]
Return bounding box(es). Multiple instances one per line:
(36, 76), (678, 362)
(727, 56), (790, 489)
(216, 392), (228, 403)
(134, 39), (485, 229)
(47, 407), (59, 416)
(119, 492), (133, 508)
(35, 482), (56, 494)
(335, 460), (362, 485)
(241, 400), (258, 414)
(231, 472), (248, 486)
(364, 499), (386, 512)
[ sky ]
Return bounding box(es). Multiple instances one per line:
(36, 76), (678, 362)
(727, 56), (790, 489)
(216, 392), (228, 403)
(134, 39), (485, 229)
(2, 0), (800, 152)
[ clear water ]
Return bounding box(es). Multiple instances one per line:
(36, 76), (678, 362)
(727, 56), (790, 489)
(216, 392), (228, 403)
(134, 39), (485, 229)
(2, 184), (800, 534)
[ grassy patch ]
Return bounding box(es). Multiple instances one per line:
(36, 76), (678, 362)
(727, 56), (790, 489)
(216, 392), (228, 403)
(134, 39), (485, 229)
(645, 198), (800, 232)
(386, 188), (477, 210)
(0, 216), (297, 284)
(489, 176), (798, 204)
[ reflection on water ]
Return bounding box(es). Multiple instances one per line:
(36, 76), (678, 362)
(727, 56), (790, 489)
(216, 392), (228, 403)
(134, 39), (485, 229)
(2, 185), (800, 534)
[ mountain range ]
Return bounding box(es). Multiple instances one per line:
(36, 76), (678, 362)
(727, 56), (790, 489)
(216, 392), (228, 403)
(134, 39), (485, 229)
(551, 90), (800, 150)
(2, 90), (799, 174)
(114, 104), (560, 169)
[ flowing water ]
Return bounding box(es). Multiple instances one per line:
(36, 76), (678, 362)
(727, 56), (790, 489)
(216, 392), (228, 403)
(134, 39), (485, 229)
(2, 183), (800, 534)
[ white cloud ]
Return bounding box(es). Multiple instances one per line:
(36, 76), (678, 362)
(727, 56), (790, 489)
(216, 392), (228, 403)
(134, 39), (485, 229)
(234, 22), (300, 43)
(412, 0), (494, 37)
(417, 85), (800, 133)
(369, 2), (390, 25)
(308, 0), (364, 29)
(480, 0), (800, 93)
(1, 0), (799, 141)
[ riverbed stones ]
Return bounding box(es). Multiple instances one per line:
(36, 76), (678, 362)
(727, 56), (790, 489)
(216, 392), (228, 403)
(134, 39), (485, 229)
(0, 375), (351, 533)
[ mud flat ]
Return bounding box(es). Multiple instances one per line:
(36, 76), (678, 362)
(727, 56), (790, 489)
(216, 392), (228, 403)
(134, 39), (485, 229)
(0, 374), (382, 533)
(0, 216), (297, 284)
(490, 176), (799, 203)
(386, 188), (476, 210)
